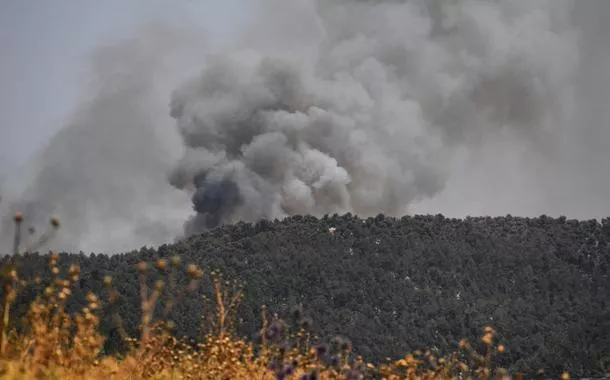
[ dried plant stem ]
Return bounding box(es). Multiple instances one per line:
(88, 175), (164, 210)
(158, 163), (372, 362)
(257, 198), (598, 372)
(12, 219), (22, 255)
(139, 272), (151, 346)
(0, 282), (13, 355)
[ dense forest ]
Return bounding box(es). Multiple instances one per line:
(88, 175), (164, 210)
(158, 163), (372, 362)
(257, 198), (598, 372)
(2, 214), (610, 377)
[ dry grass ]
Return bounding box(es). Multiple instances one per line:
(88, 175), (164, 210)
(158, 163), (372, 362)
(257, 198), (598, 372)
(0, 212), (571, 379)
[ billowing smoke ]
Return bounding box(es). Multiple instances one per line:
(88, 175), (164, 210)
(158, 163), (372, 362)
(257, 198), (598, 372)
(168, 53), (445, 233)
(2, 0), (610, 252)
(168, 0), (599, 234)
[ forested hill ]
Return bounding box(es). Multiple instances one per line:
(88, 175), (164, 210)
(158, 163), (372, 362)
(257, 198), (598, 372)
(4, 214), (610, 376)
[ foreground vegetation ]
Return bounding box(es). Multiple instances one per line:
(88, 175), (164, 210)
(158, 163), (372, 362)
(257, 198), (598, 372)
(0, 251), (521, 379)
(1, 212), (609, 378)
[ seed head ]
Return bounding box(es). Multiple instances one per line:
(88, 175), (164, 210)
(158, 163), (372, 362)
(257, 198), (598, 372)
(497, 344), (505, 353)
(171, 255), (181, 268)
(155, 259), (168, 270)
(560, 372), (570, 380)
(186, 264), (201, 279)
(48, 253), (59, 267)
(154, 279), (165, 291)
(69, 264), (80, 276)
(103, 276), (113, 287)
(459, 339), (469, 350)
(136, 262), (148, 274)
(481, 333), (493, 346)
(13, 212), (24, 223)
(50, 216), (60, 229)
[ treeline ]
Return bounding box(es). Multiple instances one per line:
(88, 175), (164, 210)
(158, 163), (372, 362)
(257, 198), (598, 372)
(2, 214), (610, 377)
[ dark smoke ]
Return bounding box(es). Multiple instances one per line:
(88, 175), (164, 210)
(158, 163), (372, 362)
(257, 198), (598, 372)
(188, 171), (242, 234)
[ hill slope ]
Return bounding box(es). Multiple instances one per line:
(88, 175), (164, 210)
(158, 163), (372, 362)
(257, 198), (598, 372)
(4, 214), (610, 376)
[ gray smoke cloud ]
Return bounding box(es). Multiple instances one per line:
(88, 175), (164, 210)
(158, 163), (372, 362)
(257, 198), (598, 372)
(169, 0), (609, 234)
(2, 0), (610, 253)
(0, 24), (199, 253)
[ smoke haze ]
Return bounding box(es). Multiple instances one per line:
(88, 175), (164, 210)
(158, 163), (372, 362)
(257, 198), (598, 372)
(2, 0), (610, 253)
(0, 25), (200, 253)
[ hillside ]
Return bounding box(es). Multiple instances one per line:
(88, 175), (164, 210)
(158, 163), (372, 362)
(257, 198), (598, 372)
(3, 214), (610, 377)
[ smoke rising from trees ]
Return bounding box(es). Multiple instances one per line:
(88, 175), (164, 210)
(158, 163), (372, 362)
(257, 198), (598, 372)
(2, 0), (610, 253)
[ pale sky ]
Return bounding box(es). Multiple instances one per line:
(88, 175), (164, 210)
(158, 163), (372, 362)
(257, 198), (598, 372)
(0, 0), (249, 174)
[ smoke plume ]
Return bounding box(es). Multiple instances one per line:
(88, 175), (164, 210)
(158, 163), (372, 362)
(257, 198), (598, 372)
(169, 0), (605, 234)
(2, 0), (610, 252)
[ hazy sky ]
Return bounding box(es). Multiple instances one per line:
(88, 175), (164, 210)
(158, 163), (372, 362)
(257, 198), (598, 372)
(0, 0), (248, 172)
